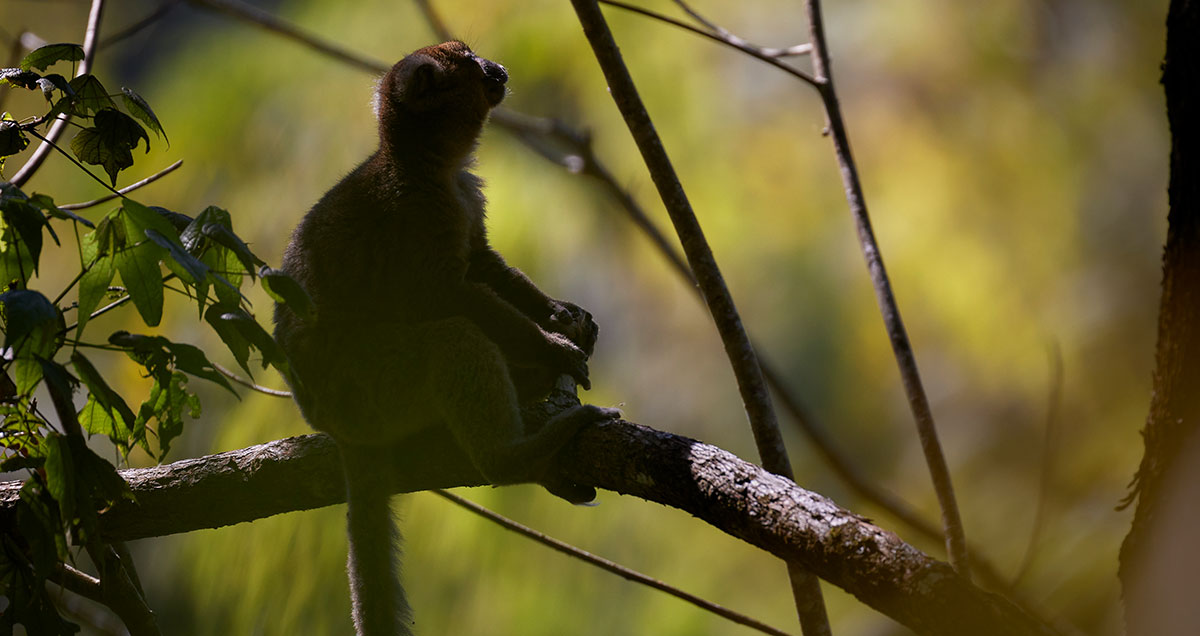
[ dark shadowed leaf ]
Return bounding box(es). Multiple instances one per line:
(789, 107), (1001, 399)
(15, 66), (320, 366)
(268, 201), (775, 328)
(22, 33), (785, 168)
(0, 67), (40, 90)
(70, 109), (148, 185)
(260, 266), (314, 321)
(163, 340), (236, 396)
(42, 433), (75, 525)
(19, 44), (84, 72)
(28, 193), (93, 228)
(204, 303), (251, 375)
(0, 289), (57, 352)
(66, 75), (113, 116)
(0, 119), (30, 157)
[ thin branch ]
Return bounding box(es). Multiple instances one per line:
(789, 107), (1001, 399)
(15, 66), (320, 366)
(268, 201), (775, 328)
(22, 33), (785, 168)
(9, 0), (106, 188)
(567, 2), (831, 634)
(185, 0), (383, 74)
(413, 0), (452, 42)
(802, 0), (970, 577)
(431, 489), (794, 636)
(99, 0), (181, 49)
(1014, 343), (1064, 584)
(597, 0), (819, 88)
(52, 564), (103, 603)
(668, 0), (811, 57)
(24, 128), (124, 198)
(59, 160), (184, 211)
(61, 293), (130, 334)
(212, 361), (292, 398)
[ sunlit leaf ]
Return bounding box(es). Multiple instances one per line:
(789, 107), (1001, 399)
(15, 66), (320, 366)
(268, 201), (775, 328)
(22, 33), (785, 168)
(72, 351), (138, 440)
(75, 226), (116, 339)
(114, 241), (164, 327)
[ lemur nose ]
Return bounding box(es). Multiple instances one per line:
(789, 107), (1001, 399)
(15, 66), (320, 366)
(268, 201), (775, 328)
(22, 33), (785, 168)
(480, 59), (508, 85)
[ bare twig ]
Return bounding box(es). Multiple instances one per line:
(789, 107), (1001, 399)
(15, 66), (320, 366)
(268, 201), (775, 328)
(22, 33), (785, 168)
(99, 0), (181, 49)
(213, 361), (292, 398)
(52, 564), (103, 603)
(668, 0), (811, 57)
(802, 0), (970, 577)
(186, 0), (382, 74)
(59, 160), (184, 210)
(567, 2), (831, 634)
(24, 127), (123, 198)
(598, 0), (819, 88)
(413, 0), (452, 42)
(1014, 343), (1063, 584)
(10, 0), (106, 188)
(432, 489), (794, 636)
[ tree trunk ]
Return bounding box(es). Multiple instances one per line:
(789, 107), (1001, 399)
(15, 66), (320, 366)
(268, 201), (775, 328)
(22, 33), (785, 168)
(1119, 2), (1200, 634)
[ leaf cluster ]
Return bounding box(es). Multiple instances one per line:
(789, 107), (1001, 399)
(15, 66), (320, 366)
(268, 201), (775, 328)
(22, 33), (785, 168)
(1, 44), (167, 184)
(0, 45), (312, 634)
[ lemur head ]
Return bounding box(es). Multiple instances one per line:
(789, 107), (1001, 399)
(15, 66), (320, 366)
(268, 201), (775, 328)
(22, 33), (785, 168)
(376, 41), (508, 167)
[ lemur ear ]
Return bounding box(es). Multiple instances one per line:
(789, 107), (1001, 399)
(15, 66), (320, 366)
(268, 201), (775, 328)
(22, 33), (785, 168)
(396, 55), (439, 106)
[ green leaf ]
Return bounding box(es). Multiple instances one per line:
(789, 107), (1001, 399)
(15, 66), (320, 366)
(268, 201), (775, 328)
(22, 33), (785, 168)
(203, 222), (263, 276)
(114, 241), (164, 327)
(20, 44), (84, 72)
(76, 229), (116, 339)
(121, 198), (180, 242)
(70, 109), (148, 185)
(136, 371), (198, 458)
(260, 266), (315, 322)
(71, 351), (137, 438)
(121, 87), (167, 143)
(66, 75), (114, 116)
(167, 340), (236, 396)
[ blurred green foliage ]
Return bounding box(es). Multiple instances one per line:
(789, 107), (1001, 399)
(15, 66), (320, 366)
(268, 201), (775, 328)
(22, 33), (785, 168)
(0, 0), (1170, 633)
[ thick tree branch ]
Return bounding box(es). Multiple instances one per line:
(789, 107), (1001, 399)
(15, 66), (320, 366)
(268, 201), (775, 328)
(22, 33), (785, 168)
(0, 420), (1056, 635)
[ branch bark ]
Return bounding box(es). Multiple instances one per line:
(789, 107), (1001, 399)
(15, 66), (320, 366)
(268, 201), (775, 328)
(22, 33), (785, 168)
(1119, 2), (1200, 634)
(0, 420), (1057, 636)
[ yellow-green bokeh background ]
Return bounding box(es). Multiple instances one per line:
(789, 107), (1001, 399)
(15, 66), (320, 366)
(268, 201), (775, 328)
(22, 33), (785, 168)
(1, 0), (1169, 633)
